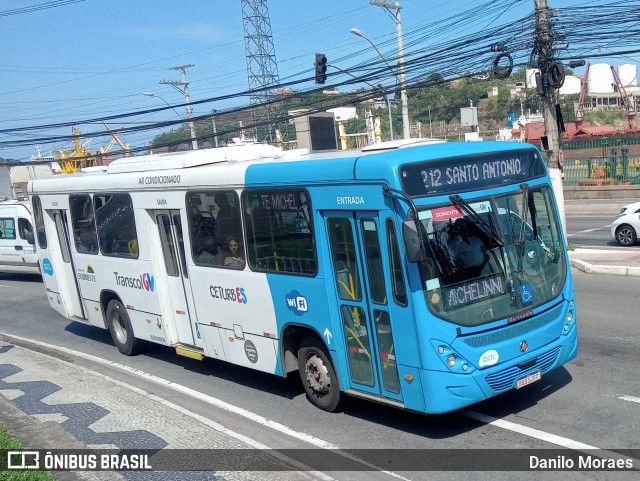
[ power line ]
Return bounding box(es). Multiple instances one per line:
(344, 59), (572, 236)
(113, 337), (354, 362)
(3, 1), (640, 153)
(0, 0), (84, 18)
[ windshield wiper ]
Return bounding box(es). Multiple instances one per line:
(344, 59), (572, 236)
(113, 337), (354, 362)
(449, 195), (504, 247)
(517, 183), (530, 247)
(513, 183), (530, 275)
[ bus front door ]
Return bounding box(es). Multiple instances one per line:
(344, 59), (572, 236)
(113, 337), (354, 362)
(152, 210), (203, 349)
(326, 211), (402, 402)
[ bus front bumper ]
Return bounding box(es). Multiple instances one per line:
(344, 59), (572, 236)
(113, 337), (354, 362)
(418, 324), (578, 414)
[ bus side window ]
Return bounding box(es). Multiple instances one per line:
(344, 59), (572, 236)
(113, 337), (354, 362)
(386, 219), (408, 306)
(215, 191), (241, 240)
(328, 218), (361, 301)
(361, 218), (386, 305)
(243, 189), (316, 275)
(187, 190), (242, 268)
(32, 196), (47, 249)
(95, 194), (138, 258)
(70, 194), (98, 254)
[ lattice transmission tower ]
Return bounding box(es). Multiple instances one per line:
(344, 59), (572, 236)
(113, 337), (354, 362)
(241, 0), (282, 143)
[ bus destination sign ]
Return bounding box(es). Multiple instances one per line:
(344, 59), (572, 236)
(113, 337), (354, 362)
(400, 149), (545, 197)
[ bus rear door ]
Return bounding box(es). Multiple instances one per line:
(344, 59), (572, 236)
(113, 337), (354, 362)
(47, 208), (86, 320)
(151, 210), (203, 349)
(325, 211), (403, 402)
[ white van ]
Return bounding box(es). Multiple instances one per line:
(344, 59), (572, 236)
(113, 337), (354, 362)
(0, 199), (39, 274)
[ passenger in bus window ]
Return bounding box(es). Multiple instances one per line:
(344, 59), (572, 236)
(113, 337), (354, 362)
(196, 234), (219, 265)
(222, 235), (245, 269)
(74, 232), (88, 253)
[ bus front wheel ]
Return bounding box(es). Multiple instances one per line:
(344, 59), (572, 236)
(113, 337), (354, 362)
(298, 337), (343, 412)
(106, 300), (141, 356)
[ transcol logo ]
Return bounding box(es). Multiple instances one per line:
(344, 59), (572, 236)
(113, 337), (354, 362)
(285, 290), (308, 316)
(42, 258), (54, 276)
(114, 272), (155, 292)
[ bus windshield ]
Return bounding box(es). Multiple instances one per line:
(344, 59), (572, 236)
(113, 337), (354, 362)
(416, 185), (566, 327)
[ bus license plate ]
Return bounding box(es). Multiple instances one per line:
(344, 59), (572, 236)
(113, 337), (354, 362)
(516, 370), (541, 389)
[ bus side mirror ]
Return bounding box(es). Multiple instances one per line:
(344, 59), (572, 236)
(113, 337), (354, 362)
(26, 231), (35, 245)
(402, 220), (425, 262)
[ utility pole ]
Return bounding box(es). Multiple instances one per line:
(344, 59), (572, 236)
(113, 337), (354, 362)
(370, 0), (410, 139)
(211, 109), (219, 148)
(534, 0), (566, 233)
(161, 64), (198, 150)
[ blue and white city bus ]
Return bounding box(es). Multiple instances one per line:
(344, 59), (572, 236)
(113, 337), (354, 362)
(28, 140), (577, 414)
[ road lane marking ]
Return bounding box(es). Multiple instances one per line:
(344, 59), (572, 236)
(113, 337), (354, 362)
(0, 284), (10, 288)
(606, 393), (640, 404)
(5, 332), (637, 475)
(0, 333), (410, 481)
(465, 410), (598, 449)
(566, 225), (612, 238)
(464, 410), (638, 466)
(616, 394), (640, 404)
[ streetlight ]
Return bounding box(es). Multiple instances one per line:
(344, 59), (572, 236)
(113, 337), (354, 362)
(142, 92), (184, 120)
(350, 24), (410, 139)
(328, 63), (394, 141)
(350, 28), (396, 74)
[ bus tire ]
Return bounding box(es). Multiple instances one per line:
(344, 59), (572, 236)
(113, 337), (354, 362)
(106, 300), (141, 356)
(298, 337), (344, 412)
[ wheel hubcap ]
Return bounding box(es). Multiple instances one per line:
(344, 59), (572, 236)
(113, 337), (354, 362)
(112, 311), (127, 344)
(618, 228), (633, 244)
(305, 354), (330, 393)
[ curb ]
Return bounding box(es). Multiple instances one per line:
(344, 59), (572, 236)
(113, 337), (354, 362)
(570, 258), (640, 276)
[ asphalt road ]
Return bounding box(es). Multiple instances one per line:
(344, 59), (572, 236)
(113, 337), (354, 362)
(0, 197), (637, 479)
(0, 264), (638, 479)
(564, 199), (633, 247)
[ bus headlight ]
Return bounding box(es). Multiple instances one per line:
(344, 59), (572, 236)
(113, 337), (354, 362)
(431, 340), (475, 374)
(563, 300), (576, 334)
(447, 354), (456, 367)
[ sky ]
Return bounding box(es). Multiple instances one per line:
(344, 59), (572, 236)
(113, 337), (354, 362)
(1, 0), (638, 161)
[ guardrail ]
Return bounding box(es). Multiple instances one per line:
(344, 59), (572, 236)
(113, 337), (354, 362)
(562, 141), (640, 186)
(563, 159), (640, 186)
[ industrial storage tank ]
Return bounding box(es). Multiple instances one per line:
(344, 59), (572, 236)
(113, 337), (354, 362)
(617, 64), (637, 87)
(587, 63), (614, 93)
(560, 75), (581, 95)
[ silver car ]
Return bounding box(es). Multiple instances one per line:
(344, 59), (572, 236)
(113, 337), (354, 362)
(611, 201), (640, 246)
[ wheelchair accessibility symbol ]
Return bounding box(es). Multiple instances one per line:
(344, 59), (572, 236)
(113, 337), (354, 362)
(520, 283), (534, 304)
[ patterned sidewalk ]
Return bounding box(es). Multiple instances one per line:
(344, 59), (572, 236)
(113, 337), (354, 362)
(0, 341), (320, 481)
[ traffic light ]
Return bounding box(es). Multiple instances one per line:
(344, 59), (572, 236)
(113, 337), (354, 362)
(490, 43), (506, 52)
(314, 53), (327, 84)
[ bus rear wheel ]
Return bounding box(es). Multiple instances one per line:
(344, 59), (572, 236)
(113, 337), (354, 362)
(106, 300), (141, 356)
(298, 337), (343, 412)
